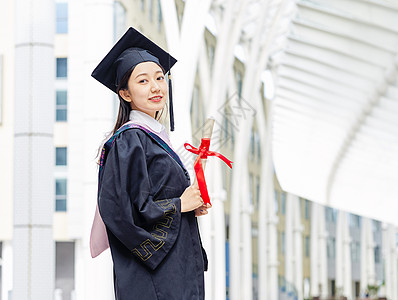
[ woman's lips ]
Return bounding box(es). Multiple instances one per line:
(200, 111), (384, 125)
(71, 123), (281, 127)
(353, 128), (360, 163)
(149, 96), (162, 102)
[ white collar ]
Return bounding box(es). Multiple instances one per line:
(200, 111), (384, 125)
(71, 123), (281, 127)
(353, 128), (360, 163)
(129, 110), (164, 133)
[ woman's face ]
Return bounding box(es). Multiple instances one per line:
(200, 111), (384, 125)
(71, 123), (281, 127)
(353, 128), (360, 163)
(120, 61), (168, 118)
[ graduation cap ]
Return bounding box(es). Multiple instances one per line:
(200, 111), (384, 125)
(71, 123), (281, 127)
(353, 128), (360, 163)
(91, 27), (177, 131)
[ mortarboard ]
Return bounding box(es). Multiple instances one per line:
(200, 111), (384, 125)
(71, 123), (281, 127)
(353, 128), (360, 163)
(91, 27), (177, 131)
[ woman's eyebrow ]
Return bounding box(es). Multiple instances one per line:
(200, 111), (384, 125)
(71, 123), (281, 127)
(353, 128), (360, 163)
(135, 70), (163, 79)
(135, 72), (148, 79)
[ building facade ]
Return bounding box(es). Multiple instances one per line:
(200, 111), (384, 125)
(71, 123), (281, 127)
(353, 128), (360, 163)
(0, 1), (397, 300)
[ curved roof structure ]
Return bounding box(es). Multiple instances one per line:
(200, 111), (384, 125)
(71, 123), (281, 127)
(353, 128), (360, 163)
(272, 0), (398, 224)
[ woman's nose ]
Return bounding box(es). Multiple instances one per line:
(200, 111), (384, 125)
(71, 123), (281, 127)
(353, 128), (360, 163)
(150, 80), (160, 92)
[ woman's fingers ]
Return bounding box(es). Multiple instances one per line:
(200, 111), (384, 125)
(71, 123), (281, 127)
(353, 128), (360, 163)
(194, 205), (208, 216)
(181, 184), (212, 213)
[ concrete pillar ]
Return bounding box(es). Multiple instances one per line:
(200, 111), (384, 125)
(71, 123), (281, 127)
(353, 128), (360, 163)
(360, 218), (375, 294)
(241, 171), (253, 300)
(1, 241), (13, 300)
(208, 167), (227, 300)
(212, 192), (227, 300)
(285, 194), (294, 285)
(383, 224), (398, 300)
(198, 206), (213, 300)
(311, 204), (328, 298)
(286, 193), (303, 300)
(267, 149), (278, 300)
(199, 160), (227, 300)
(257, 181), (268, 300)
(259, 101), (279, 300)
(310, 203), (320, 297)
(13, 0), (55, 299)
(292, 195), (303, 300)
(229, 157), (243, 300)
(318, 208), (328, 298)
(68, 0), (115, 299)
(336, 212), (352, 299)
(268, 214), (279, 300)
(258, 128), (273, 300)
(74, 240), (114, 300)
(342, 216), (352, 300)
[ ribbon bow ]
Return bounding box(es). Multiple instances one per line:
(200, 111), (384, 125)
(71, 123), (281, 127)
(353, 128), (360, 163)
(184, 138), (233, 206)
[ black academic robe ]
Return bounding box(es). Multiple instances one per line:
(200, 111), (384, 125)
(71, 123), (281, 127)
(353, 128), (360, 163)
(98, 128), (207, 300)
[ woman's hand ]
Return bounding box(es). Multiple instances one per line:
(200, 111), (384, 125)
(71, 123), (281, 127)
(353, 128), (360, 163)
(194, 205), (209, 216)
(180, 184), (211, 213)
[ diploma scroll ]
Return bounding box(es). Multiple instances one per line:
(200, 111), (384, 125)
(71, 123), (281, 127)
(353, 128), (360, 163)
(193, 118), (215, 187)
(184, 118), (233, 206)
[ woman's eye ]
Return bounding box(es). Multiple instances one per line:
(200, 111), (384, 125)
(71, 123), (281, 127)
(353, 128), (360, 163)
(139, 79), (148, 83)
(157, 76), (165, 81)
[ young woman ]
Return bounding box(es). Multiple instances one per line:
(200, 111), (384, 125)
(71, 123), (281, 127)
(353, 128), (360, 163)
(90, 27), (209, 299)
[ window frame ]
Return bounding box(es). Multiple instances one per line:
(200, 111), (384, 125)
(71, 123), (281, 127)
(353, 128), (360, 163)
(56, 58), (68, 78)
(56, 2), (68, 34)
(55, 178), (67, 212)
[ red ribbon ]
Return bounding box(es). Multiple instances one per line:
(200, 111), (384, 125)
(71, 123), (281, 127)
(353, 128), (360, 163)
(184, 138), (233, 206)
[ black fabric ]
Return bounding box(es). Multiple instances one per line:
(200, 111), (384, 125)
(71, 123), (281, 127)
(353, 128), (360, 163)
(91, 27), (177, 131)
(91, 27), (177, 93)
(98, 128), (206, 299)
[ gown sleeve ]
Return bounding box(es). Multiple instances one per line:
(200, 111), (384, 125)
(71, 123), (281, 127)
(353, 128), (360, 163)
(98, 129), (182, 270)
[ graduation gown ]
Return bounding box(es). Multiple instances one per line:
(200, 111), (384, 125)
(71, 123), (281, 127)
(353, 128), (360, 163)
(98, 126), (207, 300)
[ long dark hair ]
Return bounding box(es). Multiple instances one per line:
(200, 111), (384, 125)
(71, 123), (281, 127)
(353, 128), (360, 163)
(111, 67), (135, 135)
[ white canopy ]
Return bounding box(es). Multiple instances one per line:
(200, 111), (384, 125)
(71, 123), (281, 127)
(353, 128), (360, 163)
(272, 0), (398, 224)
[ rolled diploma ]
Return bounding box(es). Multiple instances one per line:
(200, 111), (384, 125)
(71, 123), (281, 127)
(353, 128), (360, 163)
(193, 117), (215, 187)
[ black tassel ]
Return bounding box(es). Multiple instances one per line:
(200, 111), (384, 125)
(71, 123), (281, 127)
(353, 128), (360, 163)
(168, 73), (175, 131)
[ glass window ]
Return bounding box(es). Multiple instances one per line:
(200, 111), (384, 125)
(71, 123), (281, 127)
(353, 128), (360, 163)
(191, 86), (200, 128)
(55, 242), (75, 299)
(56, 90), (67, 121)
(249, 174), (253, 206)
(114, 2), (126, 41)
(149, 0), (153, 22)
(305, 236), (310, 257)
(157, 0), (162, 31)
(372, 220), (381, 232)
(250, 128), (255, 159)
(374, 246), (381, 263)
(236, 71), (242, 100)
(303, 278), (310, 299)
(351, 242), (360, 262)
(325, 207), (337, 223)
(327, 237), (336, 258)
(304, 200), (310, 219)
(230, 116), (235, 146)
(208, 44), (215, 71)
(56, 3), (68, 34)
(281, 232), (285, 254)
(255, 131), (261, 161)
(274, 190), (279, 214)
(56, 147), (67, 166)
(56, 179), (67, 212)
(281, 192), (286, 215)
(349, 214), (361, 228)
(255, 176), (260, 207)
(56, 58), (68, 78)
(223, 114), (229, 143)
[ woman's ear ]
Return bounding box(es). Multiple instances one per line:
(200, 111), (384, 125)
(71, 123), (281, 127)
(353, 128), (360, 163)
(119, 89), (132, 102)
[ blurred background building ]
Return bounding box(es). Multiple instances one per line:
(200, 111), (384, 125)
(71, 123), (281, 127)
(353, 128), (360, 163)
(0, 0), (397, 299)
